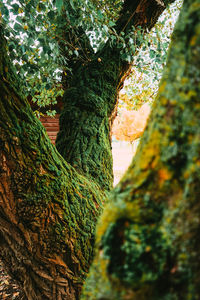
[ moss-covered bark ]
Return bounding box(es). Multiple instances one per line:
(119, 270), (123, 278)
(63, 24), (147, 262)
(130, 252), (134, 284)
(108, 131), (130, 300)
(56, 56), (119, 191)
(0, 24), (105, 299)
(56, 0), (168, 190)
(82, 1), (200, 299)
(0, 1), (176, 299)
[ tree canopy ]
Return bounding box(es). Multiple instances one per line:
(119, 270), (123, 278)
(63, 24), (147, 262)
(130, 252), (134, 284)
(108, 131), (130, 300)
(0, 0), (178, 113)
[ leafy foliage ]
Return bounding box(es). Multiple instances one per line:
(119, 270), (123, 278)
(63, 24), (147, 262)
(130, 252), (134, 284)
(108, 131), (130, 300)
(111, 1), (182, 144)
(0, 0), (181, 115)
(0, 0), (123, 111)
(118, 0), (183, 112)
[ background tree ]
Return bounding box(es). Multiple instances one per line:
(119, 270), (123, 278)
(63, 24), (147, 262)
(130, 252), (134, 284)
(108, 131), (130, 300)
(0, 0), (184, 299)
(82, 0), (200, 299)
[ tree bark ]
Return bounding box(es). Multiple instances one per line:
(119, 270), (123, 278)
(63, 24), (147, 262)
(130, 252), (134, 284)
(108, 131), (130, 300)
(56, 0), (168, 190)
(0, 0), (175, 299)
(82, 1), (200, 299)
(0, 24), (105, 299)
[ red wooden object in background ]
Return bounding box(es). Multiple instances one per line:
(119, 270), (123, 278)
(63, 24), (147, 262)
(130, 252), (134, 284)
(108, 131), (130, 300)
(40, 114), (60, 145)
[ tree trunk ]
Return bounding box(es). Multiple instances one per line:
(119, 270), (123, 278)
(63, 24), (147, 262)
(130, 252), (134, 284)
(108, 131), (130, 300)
(56, 0), (167, 190)
(55, 55), (120, 191)
(0, 0), (174, 299)
(82, 1), (200, 299)
(0, 24), (105, 299)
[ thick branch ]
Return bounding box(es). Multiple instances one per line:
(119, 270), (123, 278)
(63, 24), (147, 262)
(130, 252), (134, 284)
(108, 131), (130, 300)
(115, 0), (166, 34)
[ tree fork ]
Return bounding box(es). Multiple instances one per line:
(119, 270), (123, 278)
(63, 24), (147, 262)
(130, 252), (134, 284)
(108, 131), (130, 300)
(56, 0), (171, 190)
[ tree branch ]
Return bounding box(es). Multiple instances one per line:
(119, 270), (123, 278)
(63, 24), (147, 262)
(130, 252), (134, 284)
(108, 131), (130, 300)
(115, 0), (165, 34)
(56, 0), (173, 186)
(92, 0), (172, 131)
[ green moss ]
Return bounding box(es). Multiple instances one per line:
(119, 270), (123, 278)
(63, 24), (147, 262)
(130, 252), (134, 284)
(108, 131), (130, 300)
(56, 53), (126, 191)
(0, 54), (106, 291)
(83, 1), (200, 299)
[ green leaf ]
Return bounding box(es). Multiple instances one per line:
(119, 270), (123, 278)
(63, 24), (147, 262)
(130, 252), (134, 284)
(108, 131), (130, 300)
(69, 0), (75, 10)
(47, 11), (55, 20)
(108, 21), (115, 27)
(1, 5), (9, 18)
(12, 3), (19, 14)
(8, 42), (16, 52)
(55, 0), (63, 13)
(97, 10), (104, 20)
(14, 22), (23, 31)
(150, 49), (156, 59)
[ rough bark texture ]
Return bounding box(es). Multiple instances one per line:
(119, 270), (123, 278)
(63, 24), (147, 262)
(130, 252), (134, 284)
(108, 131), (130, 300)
(0, 0), (175, 299)
(56, 0), (167, 190)
(0, 24), (105, 299)
(82, 0), (200, 299)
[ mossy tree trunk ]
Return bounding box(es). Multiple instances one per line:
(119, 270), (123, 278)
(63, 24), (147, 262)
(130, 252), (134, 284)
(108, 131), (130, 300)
(55, 0), (168, 190)
(0, 23), (106, 299)
(82, 1), (200, 299)
(0, 1), (176, 299)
